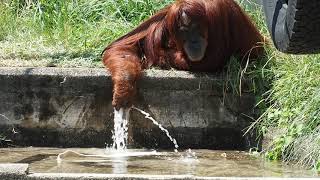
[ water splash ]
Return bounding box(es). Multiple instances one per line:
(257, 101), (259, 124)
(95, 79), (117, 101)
(132, 106), (179, 151)
(112, 108), (130, 150)
(179, 149), (199, 163)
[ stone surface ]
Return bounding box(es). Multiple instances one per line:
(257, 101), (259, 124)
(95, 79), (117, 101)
(5, 173), (319, 180)
(0, 162), (314, 180)
(0, 163), (28, 179)
(0, 67), (259, 149)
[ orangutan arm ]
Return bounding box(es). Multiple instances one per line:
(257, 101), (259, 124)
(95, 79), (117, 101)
(103, 51), (142, 110)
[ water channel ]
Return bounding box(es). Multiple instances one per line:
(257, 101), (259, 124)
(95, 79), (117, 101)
(0, 147), (317, 177)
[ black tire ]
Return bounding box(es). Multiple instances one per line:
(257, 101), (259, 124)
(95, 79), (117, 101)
(263, 0), (320, 54)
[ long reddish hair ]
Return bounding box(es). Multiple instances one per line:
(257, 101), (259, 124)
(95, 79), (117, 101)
(103, 0), (264, 71)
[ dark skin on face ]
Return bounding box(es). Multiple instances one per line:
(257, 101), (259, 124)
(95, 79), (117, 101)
(178, 12), (208, 62)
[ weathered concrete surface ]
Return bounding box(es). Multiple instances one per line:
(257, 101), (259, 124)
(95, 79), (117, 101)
(0, 163), (28, 179)
(0, 164), (314, 180)
(0, 165), (315, 180)
(0, 67), (259, 149)
(26, 174), (317, 180)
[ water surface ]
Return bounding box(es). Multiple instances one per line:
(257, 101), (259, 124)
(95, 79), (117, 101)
(0, 147), (317, 177)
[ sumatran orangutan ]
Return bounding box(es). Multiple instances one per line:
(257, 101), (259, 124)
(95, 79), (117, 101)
(103, 0), (264, 109)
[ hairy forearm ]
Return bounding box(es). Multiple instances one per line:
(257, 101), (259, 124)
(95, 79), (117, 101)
(103, 52), (142, 109)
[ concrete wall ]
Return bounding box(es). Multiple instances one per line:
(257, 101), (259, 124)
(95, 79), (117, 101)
(0, 67), (259, 149)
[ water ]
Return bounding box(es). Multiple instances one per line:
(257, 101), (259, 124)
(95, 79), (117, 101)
(112, 108), (130, 150)
(112, 107), (179, 151)
(132, 106), (179, 151)
(0, 147), (317, 177)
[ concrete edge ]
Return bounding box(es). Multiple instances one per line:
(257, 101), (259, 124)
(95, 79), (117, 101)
(0, 163), (314, 180)
(0, 67), (221, 80)
(0, 163), (29, 174)
(0, 163), (29, 179)
(0, 67), (227, 92)
(23, 173), (320, 180)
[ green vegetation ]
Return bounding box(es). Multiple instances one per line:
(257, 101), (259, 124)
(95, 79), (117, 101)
(259, 54), (320, 170)
(0, 0), (173, 67)
(0, 0), (319, 171)
(238, 1), (320, 171)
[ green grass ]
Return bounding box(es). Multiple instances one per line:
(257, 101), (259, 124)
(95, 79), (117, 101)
(240, 1), (320, 171)
(1, 0), (320, 171)
(259, 53), (320, 170)
(0, 0), (173, 67)
(230, 1), (320, 171)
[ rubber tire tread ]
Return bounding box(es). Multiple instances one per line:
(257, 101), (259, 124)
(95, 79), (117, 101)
(263, 0), (320, 54)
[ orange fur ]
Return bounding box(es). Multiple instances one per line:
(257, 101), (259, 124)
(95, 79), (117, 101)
(103, 0), (264, 109)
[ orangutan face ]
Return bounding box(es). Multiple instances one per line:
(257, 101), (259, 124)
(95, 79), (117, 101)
(178, 12), (208, 62)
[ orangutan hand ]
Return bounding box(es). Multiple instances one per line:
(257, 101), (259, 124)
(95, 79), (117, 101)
(112, 80), (137, 110)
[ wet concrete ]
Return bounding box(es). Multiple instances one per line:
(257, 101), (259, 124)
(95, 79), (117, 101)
(0, 67), (259, 149)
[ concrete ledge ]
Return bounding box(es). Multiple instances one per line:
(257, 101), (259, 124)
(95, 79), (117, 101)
(27, 173), (314, 180)
(0, 67), (258, 149)
(0, 67), (223, 92)
(0, 171), (316, 180)
(0, 163), (28, 179)
(0, 163), (313, 180)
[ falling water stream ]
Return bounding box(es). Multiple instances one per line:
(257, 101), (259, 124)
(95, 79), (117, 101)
(112, 106), (180, 152)
(112, 108), (130, 150)
(132, 106), (180, 151)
